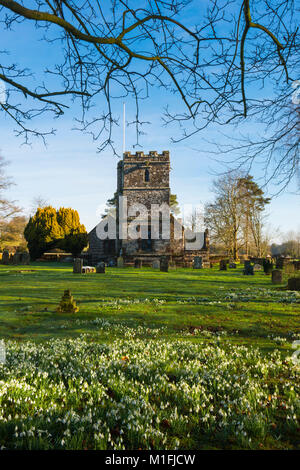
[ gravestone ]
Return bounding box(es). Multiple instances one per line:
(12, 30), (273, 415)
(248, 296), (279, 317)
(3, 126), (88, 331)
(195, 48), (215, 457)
(243, 261), (254, 275)
(288, 277), (300, 291)
(219, 260), (227, 271)
(160, 256), (169, 272)
(21, 252), (30, 265)
(134, 259), (142, 268)
(73, 258), (83, 274)
(2, 250), (9, 265)
(263, 259), (273, 275)
(57, 290), (79, 313)
(13, 253), (21, 265)
(285, 263), (295, 274)
(152, 259), (160, 269)
(254, 264), (262, 271)
(117, 256), (124, 268)
(229, 262), (237, 269)
(294, 261), (300, 271)
(276, 258), (287, 270)
(193, 256), (203, 269)
(272, 269), (283, 284)
(96, 262), (105, 273)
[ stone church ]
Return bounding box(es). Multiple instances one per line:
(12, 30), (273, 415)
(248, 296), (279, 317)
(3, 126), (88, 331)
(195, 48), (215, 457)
(88, 150), (209, 266)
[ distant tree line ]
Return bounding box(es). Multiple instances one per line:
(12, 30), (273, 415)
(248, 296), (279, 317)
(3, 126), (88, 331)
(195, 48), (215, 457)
(271, 232), (300, 258)
(0, 155), (25, 250)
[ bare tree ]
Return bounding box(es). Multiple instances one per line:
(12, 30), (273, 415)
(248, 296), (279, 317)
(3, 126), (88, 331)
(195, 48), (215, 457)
(205, 173), (245, 260)
(31, 195), (48, 214)
(0, 0), (298, 183)
(184, 207), (205, 232)
(205, 172), (270, 259)
(0, 155), (22, 248)
(210, 88), (300, 193)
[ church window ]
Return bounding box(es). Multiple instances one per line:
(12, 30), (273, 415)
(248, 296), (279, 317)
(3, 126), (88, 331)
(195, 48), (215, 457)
(145, 168), (150, 182)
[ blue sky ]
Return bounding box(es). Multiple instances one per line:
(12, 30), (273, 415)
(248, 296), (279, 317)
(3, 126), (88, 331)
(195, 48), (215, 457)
(0, 1), (299, 241)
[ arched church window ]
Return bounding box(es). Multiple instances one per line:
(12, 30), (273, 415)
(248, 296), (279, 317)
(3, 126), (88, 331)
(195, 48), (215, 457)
(145, 168), (150, 182)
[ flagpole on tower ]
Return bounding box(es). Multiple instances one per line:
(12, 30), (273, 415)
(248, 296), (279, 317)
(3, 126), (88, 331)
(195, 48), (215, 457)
(122, 102), (126, 155)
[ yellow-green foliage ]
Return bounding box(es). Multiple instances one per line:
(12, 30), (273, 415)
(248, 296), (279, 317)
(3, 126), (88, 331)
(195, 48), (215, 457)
(57, 207), (86, 236)
(57, 207), (88, 256)
(0, 216), (27, 251)
(24, 206), (87, 259)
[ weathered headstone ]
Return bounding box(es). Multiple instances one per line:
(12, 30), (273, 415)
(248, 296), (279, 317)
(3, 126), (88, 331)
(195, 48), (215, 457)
(288, 277), (300, 291)
(294, 261), (300, 271)
(193, 256), (203, 269)
(2, 250), (9, 265)
(229, 262), (237, 269)
(57, 289), (79, 313)
(219, 260), (227, 271)
(134, 259), (142, 268)
(263, 259), (273, 275)
(152, 259), (160, 269)
(13, 253), (21, 265)
(117, 256), (124, 268)
(96, 262), (105, 273)
(254, 264), (262, 272)
(243, 261), (254, 275)
(160, 256), (169, 272)
(73, 258), (83, 274)
(276, 258), (287, 270)
(21, 252), (30, 265)
(285, 263), (295, 274)
(272, 269), (283, 284)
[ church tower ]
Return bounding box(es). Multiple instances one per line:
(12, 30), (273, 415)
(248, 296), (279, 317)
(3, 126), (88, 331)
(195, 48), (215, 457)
(116, 150), (171, 256)
(117, 150), (170, 207)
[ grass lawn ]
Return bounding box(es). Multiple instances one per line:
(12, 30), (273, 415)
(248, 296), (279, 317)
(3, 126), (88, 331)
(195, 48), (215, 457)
(0, 263), (299, 450)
